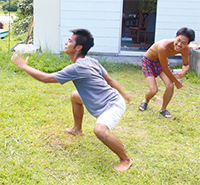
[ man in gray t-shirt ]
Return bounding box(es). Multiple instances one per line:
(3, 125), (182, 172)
(53, 56), (120, 118)
(11, 29), (132, 172)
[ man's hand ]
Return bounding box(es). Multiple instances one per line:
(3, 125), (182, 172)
(175, 72), (184, 79)
(122, 91), (131, 103)
(11, 52), (29, 70)
(174, 80), (183, 89)
(11, 52), (57, 83)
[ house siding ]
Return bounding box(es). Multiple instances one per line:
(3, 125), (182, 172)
(155, 0), (200, 44)
(34, 0), (199, 55)
(60, 0), (123, 53)
(34, 0), (61, 53)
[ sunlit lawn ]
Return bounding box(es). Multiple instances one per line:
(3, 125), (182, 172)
(0, 34), (200, 184)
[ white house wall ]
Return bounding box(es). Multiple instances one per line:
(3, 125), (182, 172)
(60, 0), (123, 53)
(34, 0), (60, 53)
(34, 0), (200, 55)
(155, 0), (200, 44)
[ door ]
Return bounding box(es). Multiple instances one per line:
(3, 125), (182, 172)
(121, 0), (157, 52)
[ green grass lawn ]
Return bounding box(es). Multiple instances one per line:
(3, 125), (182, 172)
(0, 38), (200, 184)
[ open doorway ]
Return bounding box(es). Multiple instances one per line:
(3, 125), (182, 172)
(121, 0), (157, 52)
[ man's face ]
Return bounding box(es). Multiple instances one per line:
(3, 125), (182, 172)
(174, 35), (189, 51)
(64, 34), (77, 54)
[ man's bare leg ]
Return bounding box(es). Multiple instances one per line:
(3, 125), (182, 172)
(159, 72), (174, 118)
(63, 91), (84, 136)
(94, 123), (133, 172)
(139, 76), (158, 111)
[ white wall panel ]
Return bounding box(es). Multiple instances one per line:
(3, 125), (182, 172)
(155, 0), (200, 44)
(34, 0), (200, 54)
(60, 0), (123, 53)
(61, 2), (120, 12)
(34, 0), (60, 53)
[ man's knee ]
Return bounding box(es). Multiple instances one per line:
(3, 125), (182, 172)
(71, 91), (83, 104)
(149, 87), (158, 95)
(94, 123), (109, 139)
(71, 91), (78, 100)
(166, 82), (174, 90)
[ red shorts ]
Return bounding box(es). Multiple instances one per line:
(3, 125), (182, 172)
(142, 56), (170, 78)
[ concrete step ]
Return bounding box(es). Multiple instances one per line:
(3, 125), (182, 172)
(91, 51), (182, 67)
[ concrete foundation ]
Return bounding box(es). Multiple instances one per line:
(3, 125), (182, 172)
(91, 51), (182, 67)
(189, 49), (200, 76)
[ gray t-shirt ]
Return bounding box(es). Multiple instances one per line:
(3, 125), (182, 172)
(53, 56), (120, 118)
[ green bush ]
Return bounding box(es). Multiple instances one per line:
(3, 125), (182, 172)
(0, 52), (14, 70)
(12, 0), (33, 35)
(0, 49), (199, 83)
(2, 0), (18, 12)
(0, 51), (72, 73)
(27, 52), (72, 73)
(185, 70), (200, 83)
(0, 1), (5, 7)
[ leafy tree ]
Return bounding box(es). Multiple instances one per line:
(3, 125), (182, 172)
(2, 0), (18, 12)
(12, 0), (33, 35)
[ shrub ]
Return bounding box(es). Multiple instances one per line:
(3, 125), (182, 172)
(12, 0), (33, 35)
(2, 0), (18, 12)
(0, 51), (72, 74)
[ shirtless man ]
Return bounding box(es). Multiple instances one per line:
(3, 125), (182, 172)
(139, 27), (195, 118)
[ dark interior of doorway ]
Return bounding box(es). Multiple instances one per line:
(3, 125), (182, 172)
(121, 0), (156, 52)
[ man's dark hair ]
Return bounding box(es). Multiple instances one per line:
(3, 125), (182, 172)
(70, 28), (94, 55)
(0, 22), (3, 29)
(176, 27), (195, 43)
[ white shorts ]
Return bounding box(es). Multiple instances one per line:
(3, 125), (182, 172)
(96, 95), (126, 130)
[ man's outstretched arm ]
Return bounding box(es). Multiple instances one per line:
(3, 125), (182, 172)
(11, 52), (57, 83)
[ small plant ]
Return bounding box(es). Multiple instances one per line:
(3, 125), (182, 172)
(3, 9), (8, 15)
(138, 0), (157, 13)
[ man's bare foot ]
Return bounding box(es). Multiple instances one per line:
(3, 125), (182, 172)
(113, 158), (133, 172)
(63, 127), (84, 136)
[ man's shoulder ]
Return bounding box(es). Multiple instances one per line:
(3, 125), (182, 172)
(78, 56), (99, 63)
(180, 45), (190, 56)
(75, 56), (104, 71)
(154, 39), (174, 53)
(156, 39), (173, 47)
(147, 40), (169, 54)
